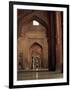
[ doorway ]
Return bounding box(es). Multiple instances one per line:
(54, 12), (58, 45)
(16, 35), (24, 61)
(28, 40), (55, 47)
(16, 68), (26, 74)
(30, 43), (43, 70)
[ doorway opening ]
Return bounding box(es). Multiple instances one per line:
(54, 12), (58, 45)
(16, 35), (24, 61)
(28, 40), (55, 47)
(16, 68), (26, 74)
(30, 43), (43, 70)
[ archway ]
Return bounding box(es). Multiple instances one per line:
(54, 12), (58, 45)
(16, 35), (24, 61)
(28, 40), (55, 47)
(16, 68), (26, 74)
(29, 43), (43, 70)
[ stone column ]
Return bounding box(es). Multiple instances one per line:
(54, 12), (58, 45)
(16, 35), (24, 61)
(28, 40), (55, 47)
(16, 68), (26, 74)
(55, 12), (63, 72)
(49, 12), (56, 71)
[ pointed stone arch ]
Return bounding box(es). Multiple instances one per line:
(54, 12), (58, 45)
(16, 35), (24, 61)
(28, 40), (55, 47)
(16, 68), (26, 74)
(18, 13), (49, 38)
(29, 42), (43, 69)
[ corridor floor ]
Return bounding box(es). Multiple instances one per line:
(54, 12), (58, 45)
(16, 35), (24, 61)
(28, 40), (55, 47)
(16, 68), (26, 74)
(17, 70), (63, 80)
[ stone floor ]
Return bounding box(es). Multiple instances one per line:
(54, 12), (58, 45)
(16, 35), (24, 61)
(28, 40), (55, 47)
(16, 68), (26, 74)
(17, 70), (63, 80)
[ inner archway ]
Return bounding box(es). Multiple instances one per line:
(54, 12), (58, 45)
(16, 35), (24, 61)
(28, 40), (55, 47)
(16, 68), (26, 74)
(29, 43), (43, 70)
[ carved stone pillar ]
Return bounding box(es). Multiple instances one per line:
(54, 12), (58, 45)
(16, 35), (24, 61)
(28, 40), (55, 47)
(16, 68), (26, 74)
(55, 12), (63, 72)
